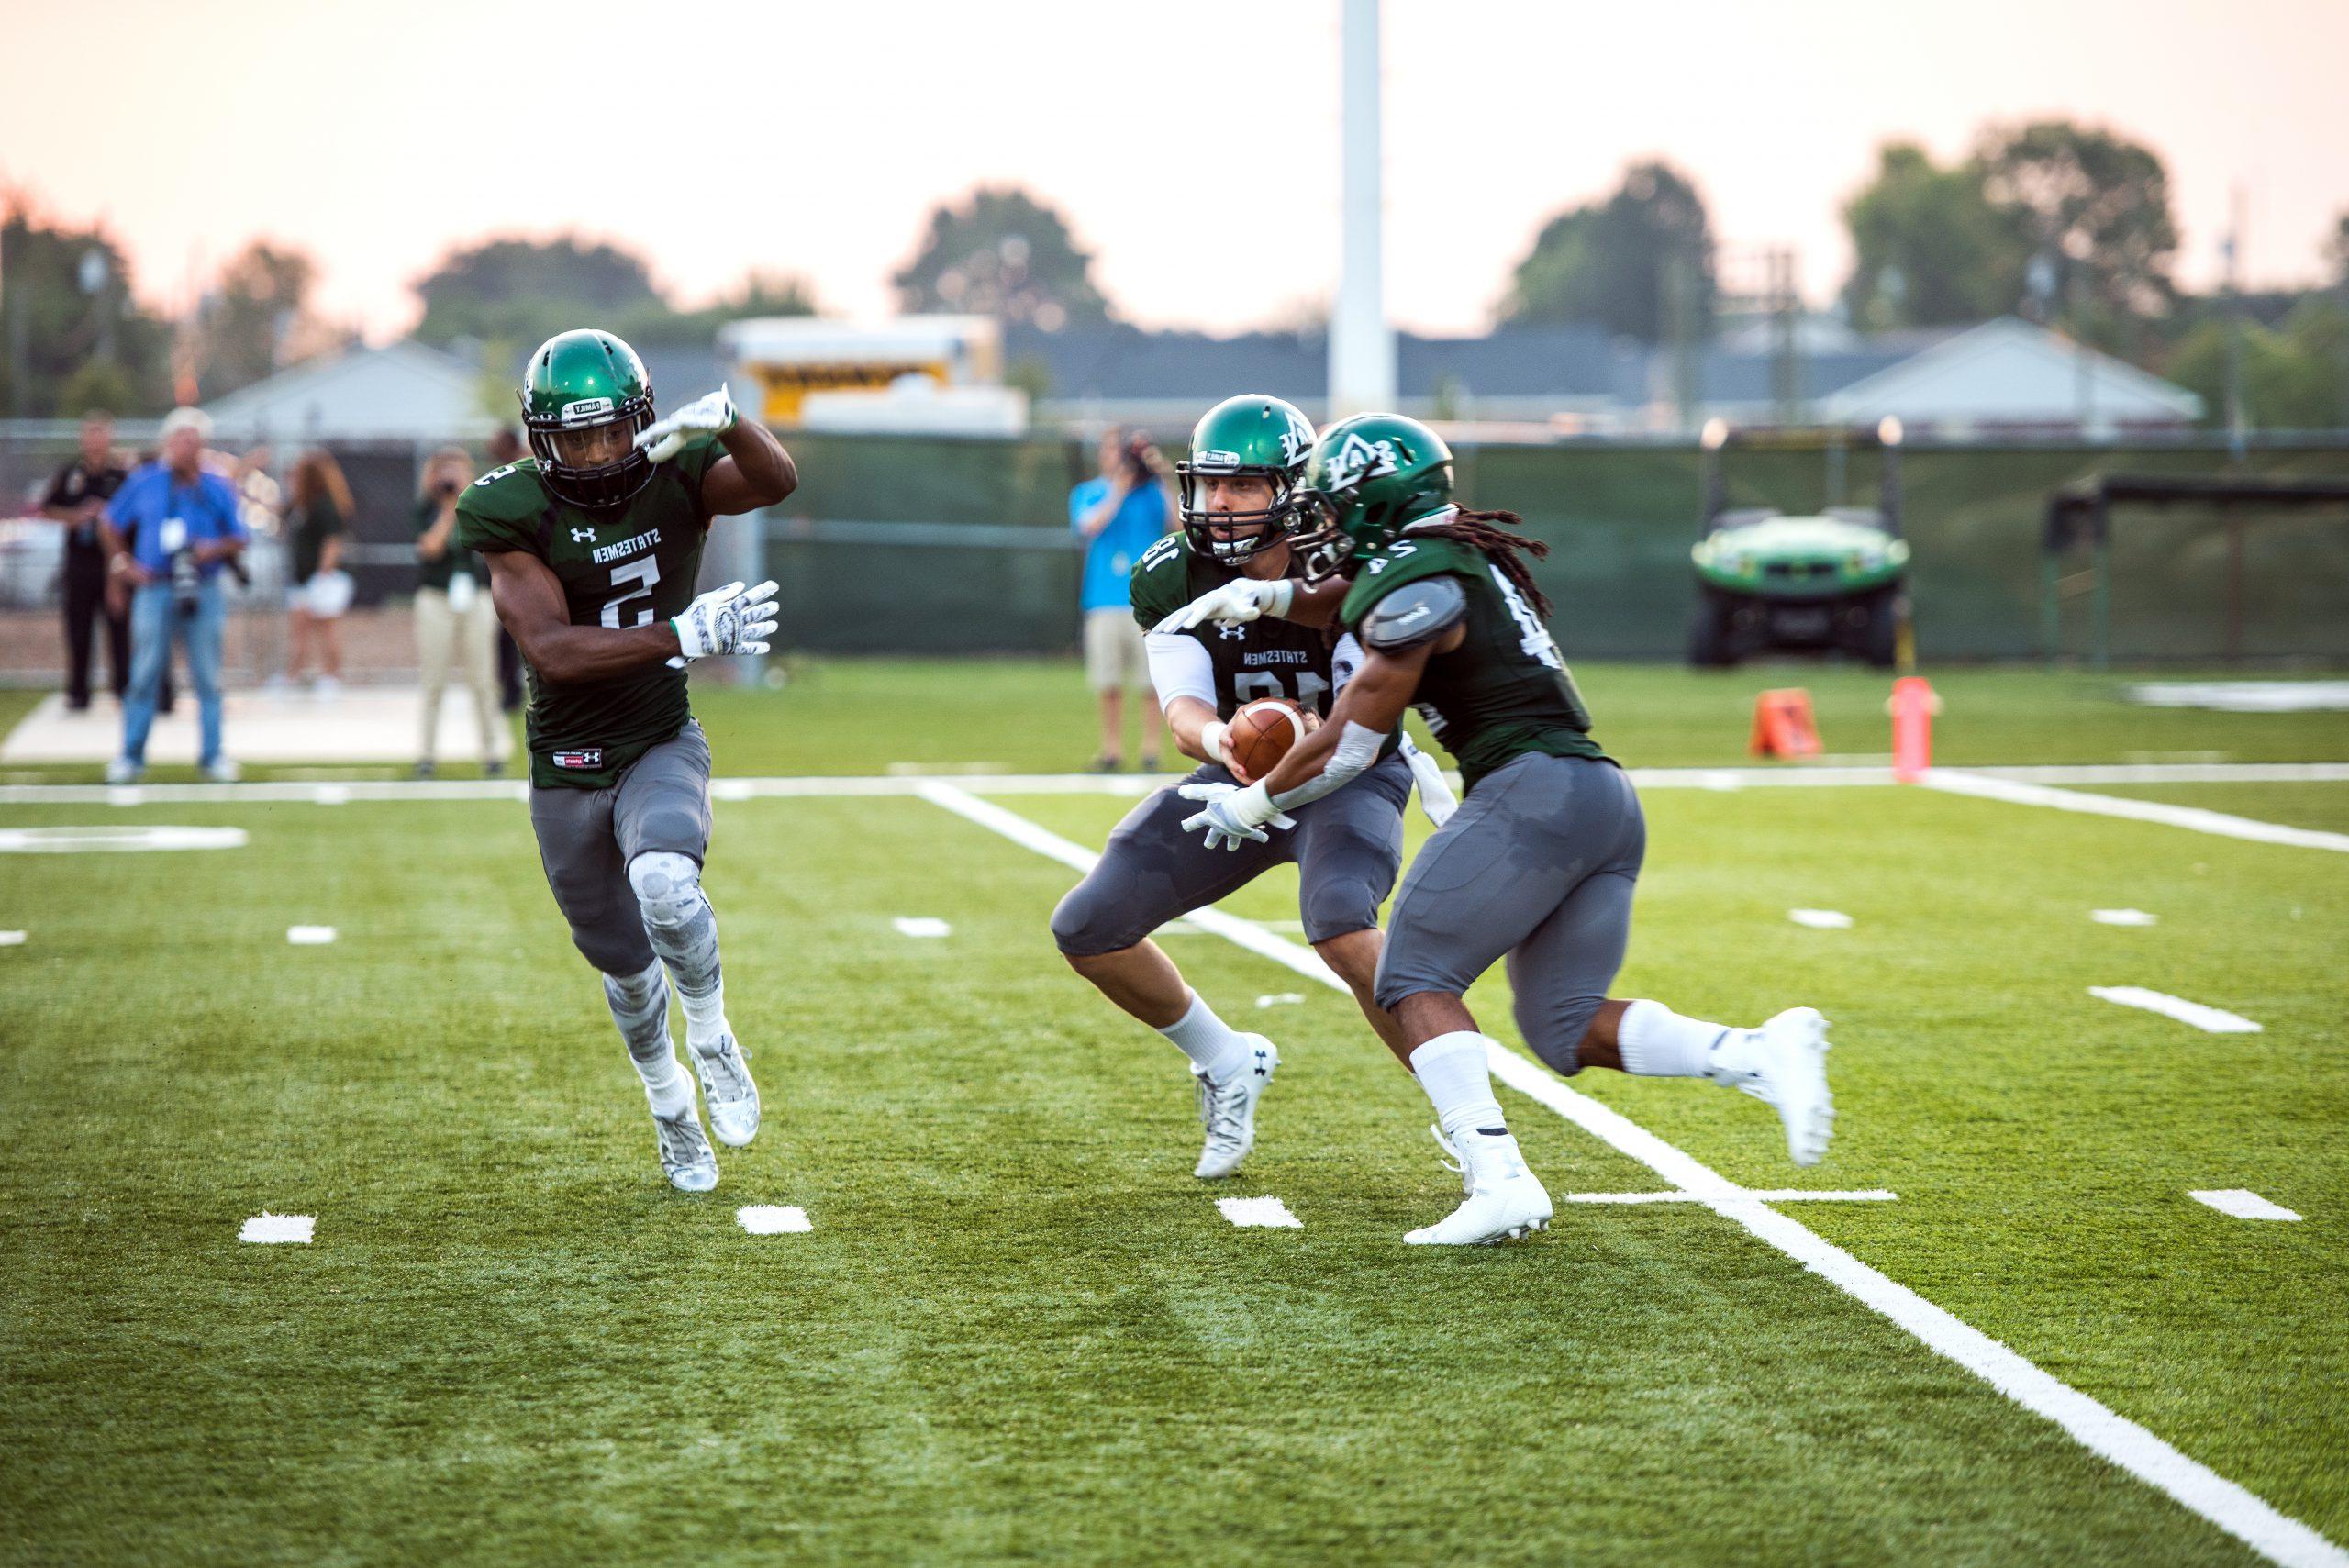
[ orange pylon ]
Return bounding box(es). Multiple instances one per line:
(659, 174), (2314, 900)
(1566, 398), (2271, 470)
(1750, 688), (1822, 759)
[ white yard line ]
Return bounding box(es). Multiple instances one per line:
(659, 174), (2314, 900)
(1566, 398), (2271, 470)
(5, 758), (2343, 808)
(0, 825), (248, 852)
(917, 781), (2347, 1568)
(1925, 770), (2349, 854)
(2190, 1190), (2303, 1223)
(1562, 1189), (1898, 1204)
(1217, 1196), (1303, 1229)
(2089, 987), (2263, 1034)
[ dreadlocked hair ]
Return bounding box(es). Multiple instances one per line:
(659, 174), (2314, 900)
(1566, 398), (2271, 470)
(1409, 508), (1552, 618)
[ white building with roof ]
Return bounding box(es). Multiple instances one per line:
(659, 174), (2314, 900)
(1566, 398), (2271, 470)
(1814, 317), (2202, 435)
(203, 340), (495, 444)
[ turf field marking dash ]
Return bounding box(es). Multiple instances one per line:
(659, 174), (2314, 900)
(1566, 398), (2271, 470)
(239, 1213), (314, 1244)
(1218, 1196), (1303, 1229)
(2093, 908), (2158, 926)
(0, 931), (22, 946)
(892, 917), (952, 939)
(738, 1206), (813, 1234)
(2089, 986), (2262, 1033)
(2189, 1190), (2302, 1222)
(918, 781), (2348, 1568)
(1788, 908), (1854, 929)
(286, 926), (338, 946)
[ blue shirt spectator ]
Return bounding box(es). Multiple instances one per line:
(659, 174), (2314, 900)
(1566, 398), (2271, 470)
(1071, 469), (1171, 612)
(107, 462), (248, 577)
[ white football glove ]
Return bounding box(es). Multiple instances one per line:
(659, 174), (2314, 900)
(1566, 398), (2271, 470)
(636, 387), (738, 463)
(668, 579), (778, 666)
(1152, 576), (1295, 635)
(1176, 780), (1295, 851)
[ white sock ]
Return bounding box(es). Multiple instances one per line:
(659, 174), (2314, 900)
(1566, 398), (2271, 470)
(1618, 1000), (1735, 1079)
(1409, 1031), (1508, 1138)
(1158, 992), (1252, 1084)
(680, 984), (729, 1055)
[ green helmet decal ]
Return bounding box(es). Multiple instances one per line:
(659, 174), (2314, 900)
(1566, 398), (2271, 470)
(1174, 394), (1315, 563)
(519, 328), (658, 510)
(1283, 413), (1455, 583)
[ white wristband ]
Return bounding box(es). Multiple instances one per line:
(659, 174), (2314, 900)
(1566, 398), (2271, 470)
(1264, 579), (1296, 618)
(1200, 720), (1230, 768)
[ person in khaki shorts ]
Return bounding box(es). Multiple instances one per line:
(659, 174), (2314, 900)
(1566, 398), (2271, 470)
(412, 448), (512, 777)
(1069, 427), (1174, 771)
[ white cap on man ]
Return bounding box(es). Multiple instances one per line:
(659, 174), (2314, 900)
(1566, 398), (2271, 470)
(159, 406), (213, 442)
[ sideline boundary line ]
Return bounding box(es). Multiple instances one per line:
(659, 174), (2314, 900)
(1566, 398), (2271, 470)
(1925, 769), (2349, 854)
(914, 779), (2348, 1568)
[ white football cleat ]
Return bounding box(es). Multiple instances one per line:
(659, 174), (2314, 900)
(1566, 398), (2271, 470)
(1192, 1035), (1279, 1179)
(105, 757), (142, 785)
(1712, 1006), (1835, 1166)
(691, 1031), (761, 1148)
(1408, 1124), (1553, 1245)
(651, 1104), (719, 1192)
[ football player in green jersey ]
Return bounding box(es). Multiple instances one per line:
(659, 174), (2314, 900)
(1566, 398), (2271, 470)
(1054, 395), (1447, 1181)
(457, 328), (796, 1194)
(1162, 414), (1836, 1245)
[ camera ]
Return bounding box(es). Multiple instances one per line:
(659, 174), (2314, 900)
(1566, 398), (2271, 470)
(1122, 434), (1156, 483)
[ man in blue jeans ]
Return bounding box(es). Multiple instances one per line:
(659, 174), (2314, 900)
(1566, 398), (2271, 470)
(1069, 427), (1174, 771)
(102, 407), (249, 784)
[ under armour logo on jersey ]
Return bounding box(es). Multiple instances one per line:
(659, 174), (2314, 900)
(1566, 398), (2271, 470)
(571, 528), (596, 543)
(1219, 622), (1247, 641)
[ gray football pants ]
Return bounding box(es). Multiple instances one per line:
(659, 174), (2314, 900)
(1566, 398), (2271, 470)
(1374, 752), (1644, 1075)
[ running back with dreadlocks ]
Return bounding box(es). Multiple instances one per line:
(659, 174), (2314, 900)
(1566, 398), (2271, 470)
(1334, 508), (1604, 794)
(1403, 506), (1553, 620)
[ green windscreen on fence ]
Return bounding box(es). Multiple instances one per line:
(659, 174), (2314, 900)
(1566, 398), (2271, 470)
(753, 435), (2349, 662)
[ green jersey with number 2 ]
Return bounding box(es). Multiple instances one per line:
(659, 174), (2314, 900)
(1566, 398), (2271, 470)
(1340, 533), (1607, 793)
(455, 434), (728, 789)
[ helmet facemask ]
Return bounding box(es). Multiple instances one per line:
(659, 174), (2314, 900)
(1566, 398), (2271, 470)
(1176, 461), (1291, 563)
(524, 393), (657, 511)
(1278, 488), (1355, 584)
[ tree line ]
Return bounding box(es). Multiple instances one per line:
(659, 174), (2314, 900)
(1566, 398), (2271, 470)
(5, 116), (2343, 429)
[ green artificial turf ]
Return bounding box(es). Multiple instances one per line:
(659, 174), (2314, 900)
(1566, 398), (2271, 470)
(2, 767), (2342, 1565)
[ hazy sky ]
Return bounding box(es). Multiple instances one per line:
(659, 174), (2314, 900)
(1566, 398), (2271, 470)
(4, 0), (2344, 339)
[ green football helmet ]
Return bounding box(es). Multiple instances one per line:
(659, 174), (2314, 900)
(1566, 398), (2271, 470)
(519, 328), (658, 510)
(1174, 394), (1316, 562)
(1280, 413), (1455, 583)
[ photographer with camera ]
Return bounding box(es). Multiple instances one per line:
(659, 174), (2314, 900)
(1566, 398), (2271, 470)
(1069, 426), (1175, 772)
(101, 406), (248, 784)
(412, 446), (511, 778)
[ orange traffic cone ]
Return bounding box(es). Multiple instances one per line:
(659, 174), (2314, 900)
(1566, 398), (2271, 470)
(1889, 676), (1941, 782)
(1750, 688), (1822, 759)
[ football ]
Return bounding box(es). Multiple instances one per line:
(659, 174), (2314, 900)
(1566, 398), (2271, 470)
(1227, 698), (1308, 779)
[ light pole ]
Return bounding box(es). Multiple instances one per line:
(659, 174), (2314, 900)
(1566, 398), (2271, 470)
(1328, 0), (1395, 418)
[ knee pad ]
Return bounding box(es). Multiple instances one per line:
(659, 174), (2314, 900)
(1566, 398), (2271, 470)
(1050, 880), (1141, 959)
(1517, 991), (1606, 1077)
(1299, 871), (1380, 946)
(628, 851), (704, 929)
